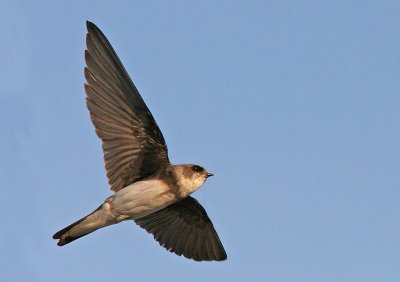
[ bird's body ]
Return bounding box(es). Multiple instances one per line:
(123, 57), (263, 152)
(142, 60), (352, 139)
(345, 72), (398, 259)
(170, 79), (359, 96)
(112, 178), (177, 219)
(53, 22), (227, 261)
(54, 165), (205, 246)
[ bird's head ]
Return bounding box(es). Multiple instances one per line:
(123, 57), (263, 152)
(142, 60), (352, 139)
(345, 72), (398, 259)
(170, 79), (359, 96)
(172, 164), (214, 197)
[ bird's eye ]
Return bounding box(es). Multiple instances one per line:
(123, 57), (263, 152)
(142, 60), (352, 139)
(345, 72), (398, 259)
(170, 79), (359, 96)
(192, 165), (204, 172)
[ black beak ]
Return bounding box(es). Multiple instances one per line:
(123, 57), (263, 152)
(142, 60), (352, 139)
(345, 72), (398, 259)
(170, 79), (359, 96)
(207, 172), (214, 177)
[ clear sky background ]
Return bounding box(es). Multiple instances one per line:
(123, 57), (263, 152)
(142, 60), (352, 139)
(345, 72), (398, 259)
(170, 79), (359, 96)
(1, 1), (399, 281)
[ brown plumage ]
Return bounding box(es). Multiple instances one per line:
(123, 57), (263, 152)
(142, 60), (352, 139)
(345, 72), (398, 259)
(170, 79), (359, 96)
(52, 21), (227, 262)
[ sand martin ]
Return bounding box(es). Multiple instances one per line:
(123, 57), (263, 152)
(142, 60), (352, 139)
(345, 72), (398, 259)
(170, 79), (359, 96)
(53, 22), (227, 261)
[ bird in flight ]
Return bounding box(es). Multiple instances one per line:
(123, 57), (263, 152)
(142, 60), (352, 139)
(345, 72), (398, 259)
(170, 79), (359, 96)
(52, 21), (227, 261)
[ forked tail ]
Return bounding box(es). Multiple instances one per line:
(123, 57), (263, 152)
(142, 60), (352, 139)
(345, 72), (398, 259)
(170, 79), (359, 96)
(53, 202), (117, 246)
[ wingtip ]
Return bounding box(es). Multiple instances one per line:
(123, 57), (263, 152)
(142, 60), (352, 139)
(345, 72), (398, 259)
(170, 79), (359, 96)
(218, 252), (228, 261)
(86, 21), (98, 33)
(86, 20), (94, 28)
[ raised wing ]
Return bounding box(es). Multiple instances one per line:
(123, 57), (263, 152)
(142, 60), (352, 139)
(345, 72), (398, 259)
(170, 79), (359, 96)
(135, 196), (227, 261)
(84, 21), (169, 192)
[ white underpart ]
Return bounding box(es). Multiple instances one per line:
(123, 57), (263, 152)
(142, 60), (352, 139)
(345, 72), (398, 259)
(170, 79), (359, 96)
(111, 179), (177, 219)
(178, 175), (205, 197)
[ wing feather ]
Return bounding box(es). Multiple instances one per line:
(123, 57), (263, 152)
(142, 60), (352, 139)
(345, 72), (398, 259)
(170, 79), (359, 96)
(85, 21), (169, 191)
(135, 196), (227, 261)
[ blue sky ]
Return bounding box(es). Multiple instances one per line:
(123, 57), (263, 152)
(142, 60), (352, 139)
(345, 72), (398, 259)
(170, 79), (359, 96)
(1, 1), (400, 281)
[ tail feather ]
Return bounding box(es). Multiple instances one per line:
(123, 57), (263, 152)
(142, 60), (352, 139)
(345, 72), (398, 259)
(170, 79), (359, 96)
(53, 202), (117, 246)
(53, 215), (94, 246)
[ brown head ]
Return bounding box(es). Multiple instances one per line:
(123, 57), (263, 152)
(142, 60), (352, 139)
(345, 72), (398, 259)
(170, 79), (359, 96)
(171, 164), (214, 197)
